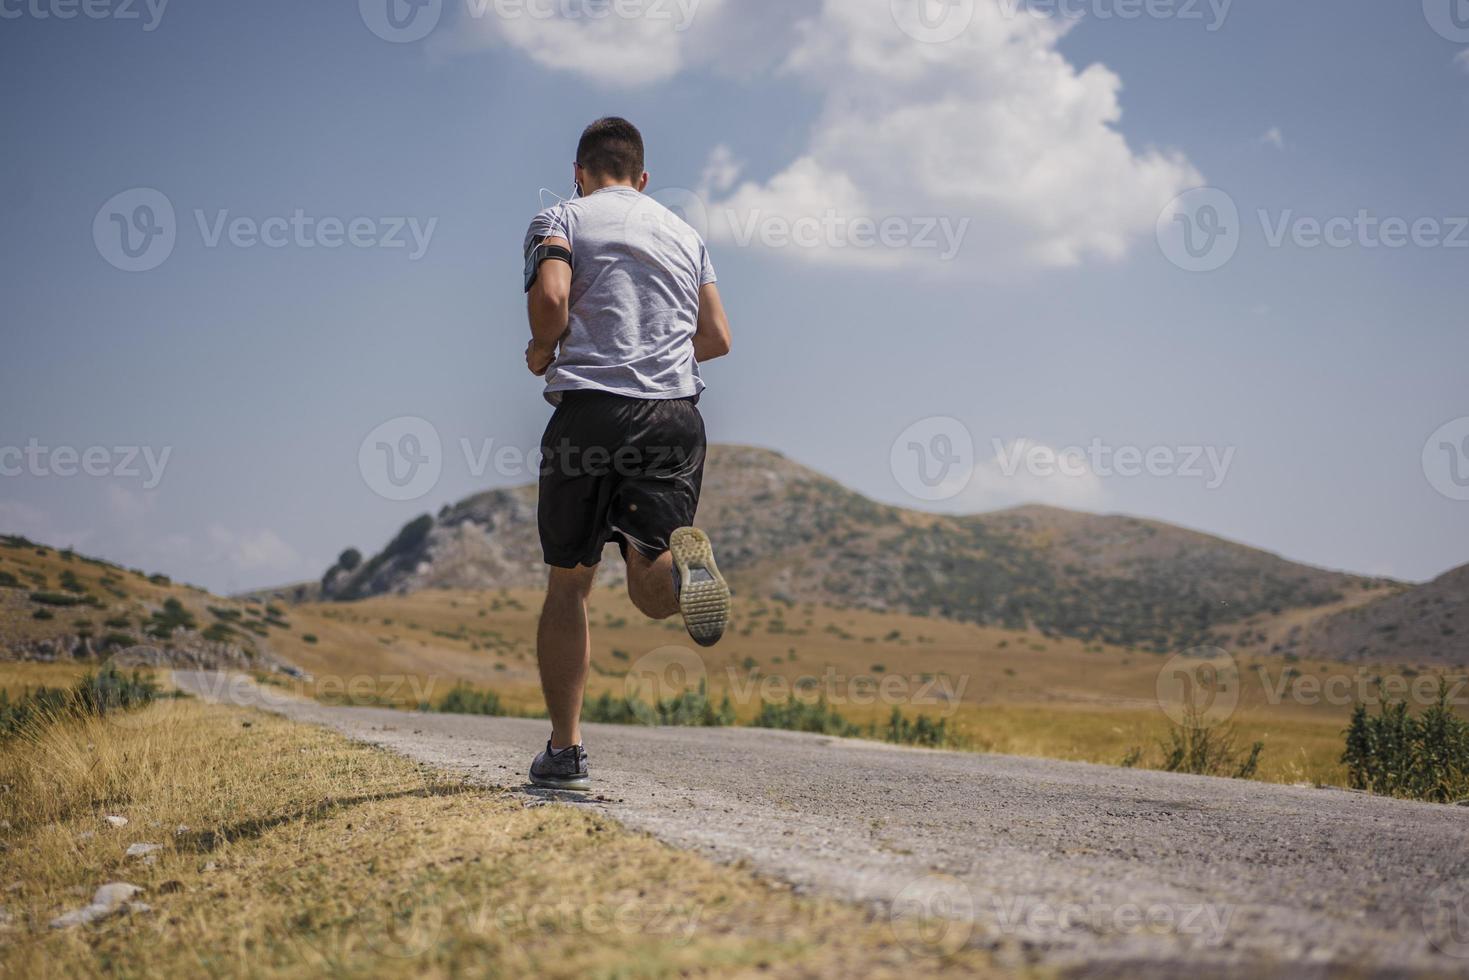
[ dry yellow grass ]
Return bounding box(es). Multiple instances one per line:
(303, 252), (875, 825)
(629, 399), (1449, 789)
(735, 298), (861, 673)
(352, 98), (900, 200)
(0, 661), (91, 698)
(6, 532), (1458, 794)
(253, 586), (1457, 787)
(0, 690), (1004, 978)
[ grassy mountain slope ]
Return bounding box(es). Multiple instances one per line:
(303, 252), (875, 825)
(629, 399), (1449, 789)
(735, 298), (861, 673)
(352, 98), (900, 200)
(313, 445), (1392, 654)
(0, 534), (302, 674)
(1298, 563), (1468, 664)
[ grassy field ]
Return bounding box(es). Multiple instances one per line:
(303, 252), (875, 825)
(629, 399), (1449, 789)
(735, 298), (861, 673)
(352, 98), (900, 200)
(244, 585), (1467, 788)
(3, 538), (1463, 791)
(0, 675), (1003, 978)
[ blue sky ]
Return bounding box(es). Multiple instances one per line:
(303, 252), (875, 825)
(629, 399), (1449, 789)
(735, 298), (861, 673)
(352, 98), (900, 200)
(1, 0), (1466, 593)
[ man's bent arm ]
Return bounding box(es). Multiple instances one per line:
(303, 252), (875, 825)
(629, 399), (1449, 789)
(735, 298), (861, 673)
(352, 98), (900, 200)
(693, 282), (732, 362)
(527, 236), (572, 354)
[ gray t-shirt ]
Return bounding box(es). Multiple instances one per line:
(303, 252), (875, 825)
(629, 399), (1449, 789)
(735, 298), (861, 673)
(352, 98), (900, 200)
(524, 185), (717, 405)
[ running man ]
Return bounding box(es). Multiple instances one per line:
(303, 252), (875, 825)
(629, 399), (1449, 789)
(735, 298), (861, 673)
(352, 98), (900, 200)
(521, 117), (732, 790)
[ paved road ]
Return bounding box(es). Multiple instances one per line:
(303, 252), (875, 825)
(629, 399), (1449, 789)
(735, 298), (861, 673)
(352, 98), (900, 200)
(175, 671), (1469, 978)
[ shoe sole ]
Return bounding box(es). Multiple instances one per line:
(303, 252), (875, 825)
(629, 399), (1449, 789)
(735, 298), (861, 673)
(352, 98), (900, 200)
(669, 527), (730, 648)
(529, 770), (590, 791)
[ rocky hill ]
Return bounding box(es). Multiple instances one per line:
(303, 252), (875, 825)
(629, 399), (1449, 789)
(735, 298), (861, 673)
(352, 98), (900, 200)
(1299, 563), (1468, 664)
(0, 534), (304, 674)
(311, 445), (1398, 654)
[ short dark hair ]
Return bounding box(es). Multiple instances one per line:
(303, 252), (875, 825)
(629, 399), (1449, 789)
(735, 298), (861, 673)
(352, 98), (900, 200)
(576, 117), (645, 182)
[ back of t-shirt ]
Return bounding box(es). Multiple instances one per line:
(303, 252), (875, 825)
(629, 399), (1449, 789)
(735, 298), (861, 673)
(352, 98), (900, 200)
(524, 185), (717, 405)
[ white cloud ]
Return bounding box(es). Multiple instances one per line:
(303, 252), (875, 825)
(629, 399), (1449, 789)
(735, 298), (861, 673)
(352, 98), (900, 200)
(700, 3), (1199, 273)
(1260, 127), (1285, 150)
(205, 525), (302, 575)
(450, 1), (1198, 274)
(0, 498), (93, 550)
(960, 438), (1107, 511)
(440, 0), (726, 86)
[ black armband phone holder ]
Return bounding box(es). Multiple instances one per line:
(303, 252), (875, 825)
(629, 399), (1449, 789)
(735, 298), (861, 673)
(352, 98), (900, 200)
(524, 239), (573, 293)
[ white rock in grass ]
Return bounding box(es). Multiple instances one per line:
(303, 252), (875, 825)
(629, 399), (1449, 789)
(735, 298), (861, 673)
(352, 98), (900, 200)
(48, 882), (144, 929)
(104, 815), (128, 829)
(125, 842), (161, 858)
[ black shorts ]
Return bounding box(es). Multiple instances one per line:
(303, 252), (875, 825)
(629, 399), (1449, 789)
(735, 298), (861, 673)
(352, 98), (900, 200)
(537, 390), (706, 569)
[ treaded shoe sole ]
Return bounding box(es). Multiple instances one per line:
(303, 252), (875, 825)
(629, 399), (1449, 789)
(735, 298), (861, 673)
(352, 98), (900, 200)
(670, 527), (730, 648)
(529, 769), (590, 791)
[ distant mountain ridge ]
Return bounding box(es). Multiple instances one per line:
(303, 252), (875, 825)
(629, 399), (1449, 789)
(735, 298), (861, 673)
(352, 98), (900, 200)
(307, 445), (1423, 657)
(1301, 564), (1467, 665)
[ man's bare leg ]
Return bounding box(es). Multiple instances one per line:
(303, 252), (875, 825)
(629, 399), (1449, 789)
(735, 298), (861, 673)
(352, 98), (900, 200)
(537, 564), (598, 749)
(626, 548), (678, 620)
(627, 529), (730, 646)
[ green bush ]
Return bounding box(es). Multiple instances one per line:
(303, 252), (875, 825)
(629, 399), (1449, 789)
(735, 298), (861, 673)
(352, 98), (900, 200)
(1342, 682), (1469, 803)
(0, 667), (161, 738)
(145, 597), (197, 638)
(0, 571), (19, 588)
(434, 685), (504, 716)
(882, 707), (959, 748)
(1159, 706), (1263, 779)
(583, 683), (734, 728)
(202, 622), (239, 644)
(753, 696), (861, 737)
(30, 591), (86, 608)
